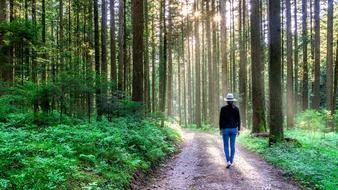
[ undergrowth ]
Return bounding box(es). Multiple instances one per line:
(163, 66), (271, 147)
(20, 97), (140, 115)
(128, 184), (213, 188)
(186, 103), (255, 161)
(0, 117), (180, 190)
(237, 130), (338, 189)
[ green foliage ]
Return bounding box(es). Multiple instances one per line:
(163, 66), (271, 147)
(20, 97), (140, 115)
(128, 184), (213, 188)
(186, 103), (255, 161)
(0, 19), (38, 48)
(0, 73), (145, 125)
(295, 110), (325, 132)
(295, 109), (337, 132)
(238, 130), (338, 189)
(0, 117), (179, 189)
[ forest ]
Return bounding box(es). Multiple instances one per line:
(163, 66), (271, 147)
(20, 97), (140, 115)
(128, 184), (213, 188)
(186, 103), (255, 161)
(0, 0), (337, 189)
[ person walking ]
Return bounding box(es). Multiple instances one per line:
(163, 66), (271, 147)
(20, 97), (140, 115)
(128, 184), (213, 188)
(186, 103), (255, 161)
(219, 93), (241, 168)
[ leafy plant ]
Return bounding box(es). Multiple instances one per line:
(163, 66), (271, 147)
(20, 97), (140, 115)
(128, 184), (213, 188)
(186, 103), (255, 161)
(238, 130), (338, 189)
(0, 117), (179, 189)
(295, 109), (326, 132)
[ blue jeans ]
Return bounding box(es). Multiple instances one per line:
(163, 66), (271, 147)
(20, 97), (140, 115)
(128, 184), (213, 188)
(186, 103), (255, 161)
(222, 128), (238, 163)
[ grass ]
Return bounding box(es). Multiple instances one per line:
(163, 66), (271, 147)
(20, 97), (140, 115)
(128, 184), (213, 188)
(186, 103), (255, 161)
(0, 116), (180, 190)
(237, 129), (338, 190)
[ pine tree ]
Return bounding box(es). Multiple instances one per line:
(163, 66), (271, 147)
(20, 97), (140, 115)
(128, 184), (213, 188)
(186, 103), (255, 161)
(131, 0), (144, 102)
(268, 0), (283, 143)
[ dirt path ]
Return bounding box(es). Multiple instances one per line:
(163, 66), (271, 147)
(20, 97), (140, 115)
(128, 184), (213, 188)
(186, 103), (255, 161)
(138, 128), (303, 190)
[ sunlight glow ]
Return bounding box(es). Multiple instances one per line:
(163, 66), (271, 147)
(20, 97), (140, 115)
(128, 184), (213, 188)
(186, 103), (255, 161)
(214, 14), (222, 22)
(194, 11), (201, 18)
(181, 4), (191, 16)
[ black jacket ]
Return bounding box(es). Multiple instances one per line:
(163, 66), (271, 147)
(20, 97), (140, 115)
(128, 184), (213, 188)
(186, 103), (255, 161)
(219, 105), (241, 131)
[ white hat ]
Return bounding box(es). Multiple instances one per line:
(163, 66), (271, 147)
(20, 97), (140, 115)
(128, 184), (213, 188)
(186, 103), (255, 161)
(224, 93), (237, 102)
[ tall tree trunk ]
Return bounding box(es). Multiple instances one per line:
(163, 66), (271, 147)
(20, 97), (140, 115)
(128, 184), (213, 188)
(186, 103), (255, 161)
(41, 0), (50, 113)
(194, 0), (201, 127)
(42, 0), (47, 83)
(101, 0), (108, 108)
(118, 0), (125, 90)
(131, 0), (144, 102)
(286, 0), (294, 128)
(326, 0), (333, 113)
(181, 13), (187, 125)
(201, 2), (207, 123)
(206, 1), (213, 125)
(211, 0), (218, 126)
(32, 0), (37, 84)
(94, 0), (102, 119)
(110, 0), (117, 89)
(312, 0), (320, 109)
(9, 0), (13, 84)
(268, 0), (283, 143)
(178, 46), (182, 123)
(167, 1), (173, 115)
(151, 15), (156, 112)
(24, 0), (30, 81)
(239, 0), (247, 129)
(220, 0), (228, 97)
(32, 0), (38, 115)
(302, 0), (308, 110)
(0, 0), (9, 83)
(86, 0), (94, 122)
(187, 15), (192, 123)
(251, 0), (266, 133)
(67, 0), (72, 69)
(231, 0), (236, 93)
(333, 39), (338, 114)
(294, 0), (299, 113)
(59, 0), (64, 69)
(159, 0), (167, 122)
(144, 0), (150, 112)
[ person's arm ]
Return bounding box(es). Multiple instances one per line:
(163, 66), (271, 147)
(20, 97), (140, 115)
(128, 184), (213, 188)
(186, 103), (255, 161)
(219, 108), (223, 134)
(237, 108), (241, 131)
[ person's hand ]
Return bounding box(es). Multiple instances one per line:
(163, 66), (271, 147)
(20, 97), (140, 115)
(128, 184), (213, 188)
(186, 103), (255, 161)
(237, 131), (240, 136)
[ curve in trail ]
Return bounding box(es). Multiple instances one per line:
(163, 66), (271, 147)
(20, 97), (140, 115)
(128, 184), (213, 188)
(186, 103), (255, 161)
(139, 128), (303, 190)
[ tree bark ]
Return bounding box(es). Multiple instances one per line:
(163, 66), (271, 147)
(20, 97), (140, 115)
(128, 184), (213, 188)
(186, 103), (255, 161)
(206, 1), (213, 125)
(333, 39), (338, 114)
(302, 0), (308, 110)
(131, 0), (144, 102)
(151, 15), (157, 112)
(159, 0), (167, 121)
(102, 0), (108, 101)
(286, 0), (294, 128)
(211, 0), (218, 126)
(118, 0), (125, 90)
(94, 0), (102, 119)
(0, 0), (9, 83)
(144, 0), (150, 112)
(187, 14), (192, 123)
(294, 0), (299, 113)
(110, 0), (117, 88)
(312, 0), (320, 109)
(220, 0), (228, 97)
(239, 0), (247, 129)
(194, 1), (201, 127)
(167, 1), (173, 115)
(42, 0), (47, 83)
(251, 0), (266, 133)
(326, 0), (333, 113)
(268, 0), (283, 143)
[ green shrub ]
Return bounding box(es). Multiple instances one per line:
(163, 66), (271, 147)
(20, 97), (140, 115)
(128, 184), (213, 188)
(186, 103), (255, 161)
(238, 130), (338, 189)
(295, 109), (325, 132)
(295, 109), (337, 133)
(0, 117), (179, 189)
